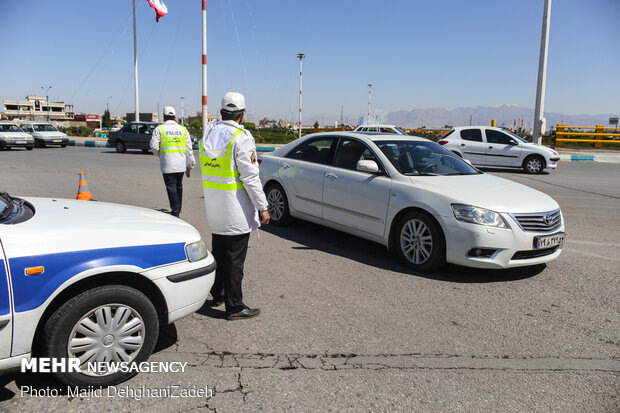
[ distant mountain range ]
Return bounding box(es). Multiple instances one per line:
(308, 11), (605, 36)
(384, 104), (616, 129)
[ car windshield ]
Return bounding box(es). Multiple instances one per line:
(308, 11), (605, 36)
(375, 140), (480, 176)
(504, 130), (529, 143)
(0, 124), (23, 132)
(33, 124), (58, 132)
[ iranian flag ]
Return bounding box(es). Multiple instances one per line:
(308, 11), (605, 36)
(147, 0), (168, 22)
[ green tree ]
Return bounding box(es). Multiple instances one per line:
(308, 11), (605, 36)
(243, 122), (256, 130)
(313, 121), (319, 129)
(102, 110), (111, 129)
(188, 119), (202, 138)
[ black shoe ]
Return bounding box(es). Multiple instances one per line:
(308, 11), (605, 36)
(210, 298), (224, 307)
(226, 307), (260, 320)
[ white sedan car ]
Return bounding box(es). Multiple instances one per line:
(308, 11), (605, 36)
(0, 123), (34, 150)
(20, 122), (69, 148)
(438, 126), (560, 174)
(0, 192), (215, 386)
(259, 132), (564, 271)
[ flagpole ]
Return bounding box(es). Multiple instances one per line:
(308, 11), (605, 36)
(133, 0), (140, 123)
(201, 0), (208, 135)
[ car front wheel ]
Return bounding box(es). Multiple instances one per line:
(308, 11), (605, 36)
(42, 285), (159, 387)
(115, 141), (127, 153)
(395, 211), (445, 272)
(523, 155), (545, 174)
(266, 183), (291, 225)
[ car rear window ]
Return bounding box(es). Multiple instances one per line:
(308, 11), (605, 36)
(460, 129), (483, 142)
(286, 138), (336, 165)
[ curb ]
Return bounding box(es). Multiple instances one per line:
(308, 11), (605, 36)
(559, 154), (620, 164)
(68, 139), (111, 148)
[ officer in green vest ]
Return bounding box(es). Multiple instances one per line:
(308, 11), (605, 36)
(201, 92), (269, 320)
(150, 106), (195, 217)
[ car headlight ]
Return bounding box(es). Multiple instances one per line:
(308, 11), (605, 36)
(451, 204), (508, 228)
(185, 239), (208, 262)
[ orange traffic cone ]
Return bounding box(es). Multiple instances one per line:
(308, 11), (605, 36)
(76, 171), (92, 201)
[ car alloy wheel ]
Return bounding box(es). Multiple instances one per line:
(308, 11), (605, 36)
(395, 211), (446, 272)
(266, 183), (291, 225)
(400, 219), (433, 265)
(524, 155), (544, 174)
(68, 303), (145, 377)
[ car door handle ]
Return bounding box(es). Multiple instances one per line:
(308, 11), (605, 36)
(488, 146), (494, 149)
(460, 143), (466, 147)
(281, 162), (291, 169)
(325, 173), (338, 180)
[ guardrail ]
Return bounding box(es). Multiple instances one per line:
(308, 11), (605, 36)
(555, 124), (620, 147)
(407, 128), (452, 136)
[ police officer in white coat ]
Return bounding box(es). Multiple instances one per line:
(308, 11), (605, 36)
(150, 106), (195, 217)
(201, 92), (270, 320)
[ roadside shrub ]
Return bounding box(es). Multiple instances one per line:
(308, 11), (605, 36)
(58, 126), (95, 137)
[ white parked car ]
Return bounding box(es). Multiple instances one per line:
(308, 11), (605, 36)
(259, 132), (564, 271)
(0, 123), (34, 151)
(0, 192), (215, 386)
(20, 122), (69, 148)
(353, 124), (409, 135)
(438, 126), (560, 174)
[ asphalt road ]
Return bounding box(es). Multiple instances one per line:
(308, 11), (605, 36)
(1, 147), (619, 412)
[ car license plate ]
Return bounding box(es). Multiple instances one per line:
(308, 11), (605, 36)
(53, 140), (61, 142)
(534, 232), (565, 249)
(16, 141), (26, 144)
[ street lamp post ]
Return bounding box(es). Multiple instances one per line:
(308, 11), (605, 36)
(367, 83), (373, 124)
(297, 53), (305, 139)
(180, 97), (185, 127)
(533, 0), (552, 145)
(107, 96), (112, 113)
(41, 85), (52, 122)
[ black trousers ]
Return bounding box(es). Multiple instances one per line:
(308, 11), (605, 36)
(210, 233), (250, 314)
(163, 172), (184, 217)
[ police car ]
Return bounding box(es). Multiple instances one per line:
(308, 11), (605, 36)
(0, 192), (215, 386)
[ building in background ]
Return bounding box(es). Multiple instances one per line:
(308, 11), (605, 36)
(2, 95), (75, 121)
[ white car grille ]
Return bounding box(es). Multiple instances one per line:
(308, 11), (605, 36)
(510, 209), (562, 232)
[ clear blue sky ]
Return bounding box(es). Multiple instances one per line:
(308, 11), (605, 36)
(1, 0), (618, 124)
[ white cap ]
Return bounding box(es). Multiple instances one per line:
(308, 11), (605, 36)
(163, 106), (176, 117)
(221, 92), (245, 113)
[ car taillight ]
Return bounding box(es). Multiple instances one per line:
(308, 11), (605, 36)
(438, 140), (448, 145)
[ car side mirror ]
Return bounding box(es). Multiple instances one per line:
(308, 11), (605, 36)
(509, 140), (518, 146)
(356, 160), (380, 173)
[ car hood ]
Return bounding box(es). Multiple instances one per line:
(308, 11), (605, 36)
(0, 132), (32, 139)
(521, 142), (558, 156)
(2, 197), (200, 257)
(408, 173), (559, 214)
(31, 131), (66, 137)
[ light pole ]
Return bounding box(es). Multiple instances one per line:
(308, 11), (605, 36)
(297, 53), (305, 139)
(180, 97), (185, 126)
(533, 0), (552, 145)
(367, 83), (373, 124)
(41, 86), (52, 122)
(106, 96), (112, 113)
